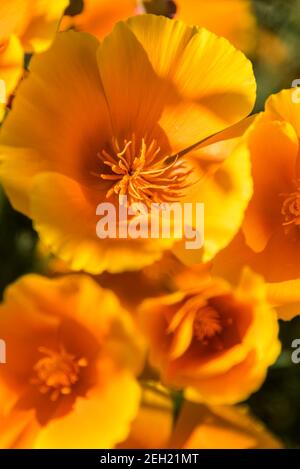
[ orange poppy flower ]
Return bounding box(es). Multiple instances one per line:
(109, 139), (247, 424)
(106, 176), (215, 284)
(243, 91), (300, 267)
(139, 268), (280, 405)
(173, 0), (256, 54)
(0, 274), (144, 448)
(0, 15), (256, 274)
(61, 0), (138, 39)
(212, 89), (300, 319)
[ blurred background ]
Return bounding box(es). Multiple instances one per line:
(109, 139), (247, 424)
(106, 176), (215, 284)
(1, 0), (300, 448)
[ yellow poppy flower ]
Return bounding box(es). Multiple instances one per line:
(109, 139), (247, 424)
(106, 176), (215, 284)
(61, 0), (138, 39)
(0, 15), (256, 274)
(0, 274), (144, 448)
(139, 268), (280, 405)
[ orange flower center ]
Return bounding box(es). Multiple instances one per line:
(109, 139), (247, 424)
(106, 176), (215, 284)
(93, 135), (191, 206)
(281, 188), (300, 227)
(193, 306), (223, 342)
(31, 347), (88, 402)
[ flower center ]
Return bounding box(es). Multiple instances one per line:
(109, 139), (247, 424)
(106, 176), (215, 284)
(281, 187), (300, 227)
(31, 347), (88, 402)
(93, 135), (191, 206)
(193, 306), (223, 342)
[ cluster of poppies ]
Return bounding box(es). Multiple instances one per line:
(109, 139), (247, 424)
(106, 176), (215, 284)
(0, 0), (298, 449)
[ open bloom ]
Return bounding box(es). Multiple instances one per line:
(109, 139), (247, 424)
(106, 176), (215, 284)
(212, 89), (300, 319)
(139, 268), (280, 405)
(0, 0), (69, 117)
(0, 274), (144, 448)
(61, 0), (138, 39)
(0, 15), (255, 274)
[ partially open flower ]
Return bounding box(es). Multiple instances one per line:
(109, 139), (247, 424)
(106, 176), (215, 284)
(0, 15), (256, 273)
(0, 274), (144, 448)
(139, 268), (280, 405)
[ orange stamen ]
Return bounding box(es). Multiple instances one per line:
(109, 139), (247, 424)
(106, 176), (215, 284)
(31, 346), (88, 402)
(93, 135), (192, 206)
